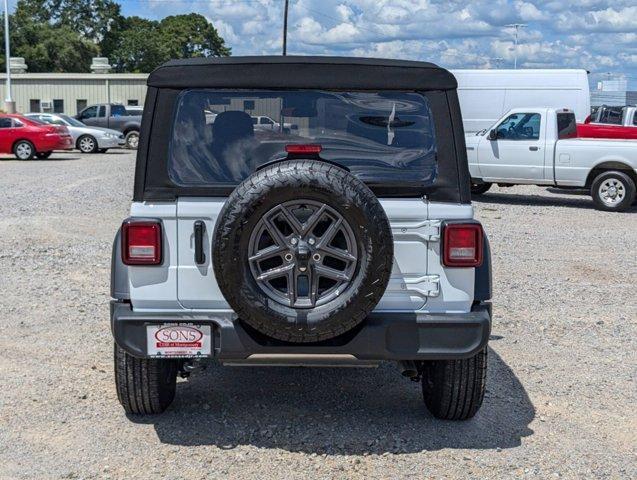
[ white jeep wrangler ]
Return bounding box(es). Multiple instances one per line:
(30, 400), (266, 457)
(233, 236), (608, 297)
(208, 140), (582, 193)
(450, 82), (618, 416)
(110, 57), (492, 420)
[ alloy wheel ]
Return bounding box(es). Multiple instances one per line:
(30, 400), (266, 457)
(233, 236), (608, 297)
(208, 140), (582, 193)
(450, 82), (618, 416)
(79, 136), (95, 153)
(247, 200), (358, 308)
(598, 178), (626, 206)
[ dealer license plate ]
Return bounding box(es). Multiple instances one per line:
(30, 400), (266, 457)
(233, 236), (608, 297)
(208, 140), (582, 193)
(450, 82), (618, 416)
(147, 324), (211, 357)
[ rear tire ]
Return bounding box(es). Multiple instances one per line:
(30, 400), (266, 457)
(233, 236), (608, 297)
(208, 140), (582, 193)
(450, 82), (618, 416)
(36, 151), (52, 159)
(114, 343), (177, 415)
(471, 181), (492, 195)
(421, 347), (487, 420)
(14, 140), (35, 160)
(590, 170), (635, 212)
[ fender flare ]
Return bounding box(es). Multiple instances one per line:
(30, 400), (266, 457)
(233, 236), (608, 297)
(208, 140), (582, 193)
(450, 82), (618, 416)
(111, 228), (130, 300)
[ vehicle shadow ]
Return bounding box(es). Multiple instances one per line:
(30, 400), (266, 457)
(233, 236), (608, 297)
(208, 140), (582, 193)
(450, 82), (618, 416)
(129, 348), (535, 454)
(473, 191), (637, 212)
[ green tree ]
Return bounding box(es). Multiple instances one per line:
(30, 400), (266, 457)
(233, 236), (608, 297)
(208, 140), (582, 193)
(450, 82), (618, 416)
(2, 5), (230, 73)
(104, 17), (166, 73)
(159, 13), (231, 59)
(13, 0), (123, 42)
(0, 15), (98, 72)
(105, 13), (231, 73)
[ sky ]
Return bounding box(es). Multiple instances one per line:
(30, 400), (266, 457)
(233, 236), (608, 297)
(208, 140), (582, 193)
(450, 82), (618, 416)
(45, 1), (637, 88)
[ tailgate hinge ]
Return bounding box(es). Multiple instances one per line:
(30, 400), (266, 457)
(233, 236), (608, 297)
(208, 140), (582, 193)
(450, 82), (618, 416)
(392, 219), (441, 242)
(402, 274), (440, 297)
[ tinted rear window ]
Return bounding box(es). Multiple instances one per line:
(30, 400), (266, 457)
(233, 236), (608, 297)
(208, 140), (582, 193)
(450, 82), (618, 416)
(168, 90), (437, 187)
(557, 112), (577, 139)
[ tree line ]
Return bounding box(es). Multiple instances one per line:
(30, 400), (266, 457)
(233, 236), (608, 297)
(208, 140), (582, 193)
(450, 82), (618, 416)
(0, 0), (231, 73)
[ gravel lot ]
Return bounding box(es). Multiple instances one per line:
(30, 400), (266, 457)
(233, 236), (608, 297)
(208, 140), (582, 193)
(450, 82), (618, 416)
(0, 150), (635, 479)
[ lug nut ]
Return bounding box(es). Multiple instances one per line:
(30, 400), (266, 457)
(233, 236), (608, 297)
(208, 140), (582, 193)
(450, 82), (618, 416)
(312, 253), (321, 262)
(308, 238), (315, 245)
(284, 253), (293, 262)
(290, 238), (298, 245)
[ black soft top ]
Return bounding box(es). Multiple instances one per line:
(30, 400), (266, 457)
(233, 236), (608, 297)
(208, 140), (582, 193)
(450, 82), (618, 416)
(147, 56), (457, 91)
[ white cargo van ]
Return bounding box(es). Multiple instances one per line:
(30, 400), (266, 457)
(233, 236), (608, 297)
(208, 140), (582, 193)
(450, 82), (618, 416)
(450, 69), (590, 133)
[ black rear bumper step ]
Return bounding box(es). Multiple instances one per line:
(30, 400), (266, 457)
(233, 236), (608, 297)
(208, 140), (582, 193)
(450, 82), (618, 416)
(111, 301), (491, 361)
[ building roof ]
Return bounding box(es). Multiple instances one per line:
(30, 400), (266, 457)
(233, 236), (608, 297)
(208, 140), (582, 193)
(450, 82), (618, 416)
(147, 55), (457, 91)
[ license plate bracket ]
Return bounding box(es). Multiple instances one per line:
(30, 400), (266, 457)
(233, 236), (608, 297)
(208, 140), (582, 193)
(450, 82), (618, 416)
(146, 323), (212, 358)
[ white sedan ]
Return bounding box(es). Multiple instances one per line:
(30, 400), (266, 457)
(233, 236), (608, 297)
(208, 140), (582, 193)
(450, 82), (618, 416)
(25, 113), (126, 153)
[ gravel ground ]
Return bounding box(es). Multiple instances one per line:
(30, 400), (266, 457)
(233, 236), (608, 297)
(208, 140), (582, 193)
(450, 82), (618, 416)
(0, 150), (635, 479)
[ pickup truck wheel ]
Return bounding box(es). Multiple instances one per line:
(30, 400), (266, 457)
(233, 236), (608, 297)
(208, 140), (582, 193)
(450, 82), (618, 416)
(213, 159), (393, 343)
(77, 135), (98, 153)
(125, 131), (139, 149)
(591, 171), (636, 212)
(35, 151), (52, 159)
(114, 343), (177, 414)
(421, 347), (487, 420)
(14, 140), (35, 160)
(471, 182), (492, 195)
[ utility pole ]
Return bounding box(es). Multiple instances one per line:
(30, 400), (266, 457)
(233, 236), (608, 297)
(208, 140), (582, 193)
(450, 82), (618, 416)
(282, 0), (289, 56)
(3, 0), (14, 113)
(505, 23), (527, 69)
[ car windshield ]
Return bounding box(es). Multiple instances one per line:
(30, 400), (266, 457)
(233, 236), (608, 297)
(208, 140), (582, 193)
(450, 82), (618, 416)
(60, 115), (85, 127)
(169, 89), (437, 187)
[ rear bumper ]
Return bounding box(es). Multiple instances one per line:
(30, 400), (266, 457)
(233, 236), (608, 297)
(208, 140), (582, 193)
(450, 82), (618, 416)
(111, 302), (491, 361)
(40, 136), (74, 151)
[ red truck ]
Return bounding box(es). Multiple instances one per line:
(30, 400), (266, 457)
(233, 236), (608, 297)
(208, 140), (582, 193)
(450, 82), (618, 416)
(0, 114), (74, 159)
(577, 106), (637, 140)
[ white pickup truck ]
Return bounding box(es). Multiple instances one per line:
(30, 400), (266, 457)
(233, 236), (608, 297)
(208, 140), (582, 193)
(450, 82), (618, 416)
(466, 107), (637, 211)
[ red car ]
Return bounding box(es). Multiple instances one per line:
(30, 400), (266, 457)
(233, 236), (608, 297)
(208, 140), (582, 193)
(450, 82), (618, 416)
(577, 122), (637, 140)
(0, 113), (74, 160)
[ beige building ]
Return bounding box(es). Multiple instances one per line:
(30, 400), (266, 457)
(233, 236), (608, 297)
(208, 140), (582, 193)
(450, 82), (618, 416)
(0, 57), (149, 115)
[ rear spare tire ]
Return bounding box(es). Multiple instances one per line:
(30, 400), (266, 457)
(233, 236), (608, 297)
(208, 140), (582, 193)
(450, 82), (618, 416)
(213, 160), (393, 343)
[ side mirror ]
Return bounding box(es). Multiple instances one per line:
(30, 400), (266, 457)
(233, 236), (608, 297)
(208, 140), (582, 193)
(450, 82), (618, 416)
(488, 129), (497, 141)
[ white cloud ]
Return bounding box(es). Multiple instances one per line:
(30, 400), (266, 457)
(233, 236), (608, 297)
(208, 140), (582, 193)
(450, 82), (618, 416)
(143, 0), (637, 87)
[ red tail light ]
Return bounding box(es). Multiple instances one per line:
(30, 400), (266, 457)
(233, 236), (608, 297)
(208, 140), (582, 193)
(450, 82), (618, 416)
(285, 144), (322, 154)
(121, 220), (162, 265)
(443, 223), (483, 267)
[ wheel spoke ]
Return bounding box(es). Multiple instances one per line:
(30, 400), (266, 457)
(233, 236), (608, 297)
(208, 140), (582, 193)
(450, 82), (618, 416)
(287, 268), (297, 305)
(262, 216), (289, 247)
(319, 245), (356, 263)
(315, 217), (343, 249)
(277, 205), (304, 235)
(301, 204), (327, 235)
(315, 264), (350, 282)
(248, 245), (285, 262)
(257, 263), (294, 282)
(309, 269), (319, 307)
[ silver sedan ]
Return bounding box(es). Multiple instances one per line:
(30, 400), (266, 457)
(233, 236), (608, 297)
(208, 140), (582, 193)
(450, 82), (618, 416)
(25, 113), (126, 153)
